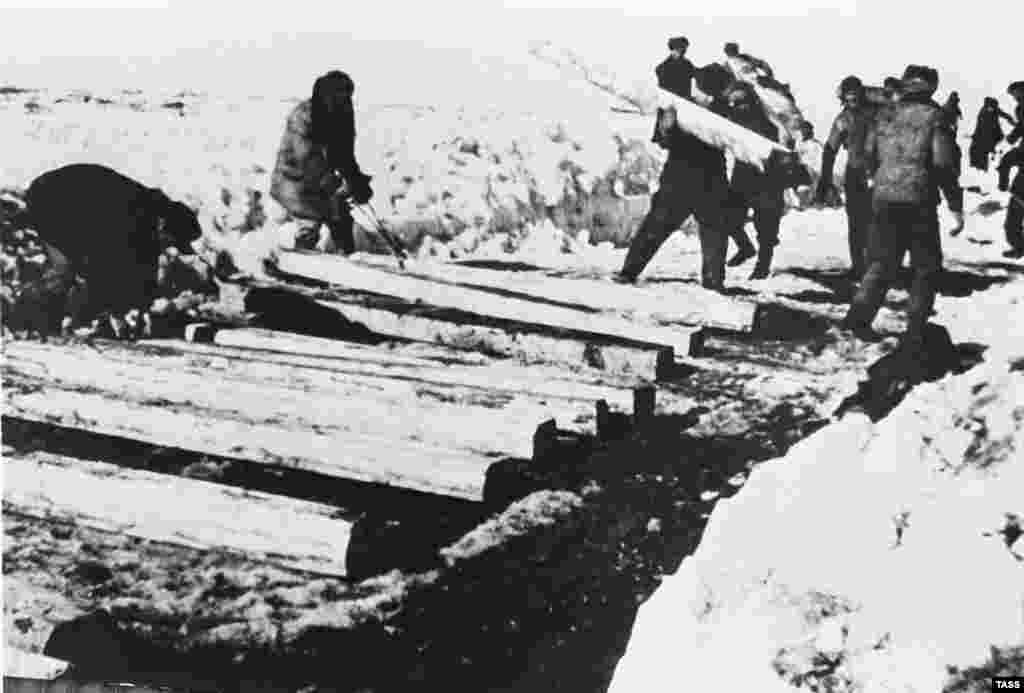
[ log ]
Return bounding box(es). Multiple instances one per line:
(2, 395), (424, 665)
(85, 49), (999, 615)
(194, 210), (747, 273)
(4, 649), (71, 680)
(219, 277), (678, 380)
(354, 255), (758, 332)
(658, 88), (789, 171)
(274, 250), (703, 354)
(3, 338), (611, 500)
(176, 326), (642, 405)
(3, 450), (353, 577)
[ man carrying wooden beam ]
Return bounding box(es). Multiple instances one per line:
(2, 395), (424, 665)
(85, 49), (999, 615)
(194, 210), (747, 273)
(721, 82), (789, 279)
(619, 66), (732, 291)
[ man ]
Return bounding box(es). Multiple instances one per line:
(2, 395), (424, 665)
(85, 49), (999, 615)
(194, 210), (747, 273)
(842, 65), (964, 349)
(815, 76), (879, 278)
(269, 70), (373, 255)
(656, 36), (695, 100)
(997, 144), (1024, 258)
(10, 163), (203, 338)
(620, 67), (731, 290)
(883, 77), (902, 102)
(720, 82), (788, 279)
(794, 121), (833, 208)
(968, 97), (1016, 171)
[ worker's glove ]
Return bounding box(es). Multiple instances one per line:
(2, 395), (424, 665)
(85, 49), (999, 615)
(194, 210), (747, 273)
(948, 210), (965, 237)
(347, 172), (374, 205)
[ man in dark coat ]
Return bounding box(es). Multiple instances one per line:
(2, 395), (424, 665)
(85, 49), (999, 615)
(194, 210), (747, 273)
(1006, 81), (1024, 145)
(720, 82), (788, 279)
(815, 76), (879, 278)
(12, 163), (203, 337)
(997, 145), (1024, 258)
(620, 67), (731, 290)
(269, 70), (373, 254)
(968, 97), (1016, 171)
(842, 65), (964, 349)
(656, 36), (695, 100)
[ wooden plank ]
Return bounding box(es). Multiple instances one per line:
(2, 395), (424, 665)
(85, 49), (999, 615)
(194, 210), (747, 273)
(3, 451), (353, 577)
(274, 250), (703, 353)
(658, 88), (788, 170)
(174, 326), (642, 405)
(3, 338), (602, 500)
(3, 649), (71, 681)
(353, 255), (758, 332)
(219, 278), (678, 380)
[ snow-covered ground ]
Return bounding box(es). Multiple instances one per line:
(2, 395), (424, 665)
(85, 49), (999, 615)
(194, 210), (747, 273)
(610, 203), (1024, 691)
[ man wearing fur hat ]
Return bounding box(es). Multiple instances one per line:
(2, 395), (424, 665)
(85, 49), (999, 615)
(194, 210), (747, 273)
(815, 75), (881, 278)
(842, 65), (964, 348)
(269, 70), (373, 254)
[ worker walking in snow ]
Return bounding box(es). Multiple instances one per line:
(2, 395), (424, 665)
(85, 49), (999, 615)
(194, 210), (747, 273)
(621, 67), (731, 290)
(721, 82), (788, 279)
(997, 144), (1024, 258)
(842, 65), (964, 349)
(269, 70), (374, 255)
(968, 97), (1016, 172)
(815, 76), (881, 279)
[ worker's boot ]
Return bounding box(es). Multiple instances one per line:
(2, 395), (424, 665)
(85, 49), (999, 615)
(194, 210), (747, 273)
(748, 244), (774, 280)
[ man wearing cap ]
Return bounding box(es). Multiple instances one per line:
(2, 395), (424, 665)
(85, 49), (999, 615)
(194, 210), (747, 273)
(814, 75), (879, 278)
(842, 65), (964, 348)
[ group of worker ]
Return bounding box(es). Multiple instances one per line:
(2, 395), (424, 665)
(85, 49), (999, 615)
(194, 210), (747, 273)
(623, 35), (1024, 351)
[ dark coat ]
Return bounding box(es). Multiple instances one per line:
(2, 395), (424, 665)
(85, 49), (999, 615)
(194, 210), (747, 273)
(863, 95), (962, 211)
(656, 56), (696, 99)
(23, 163), (202, 316)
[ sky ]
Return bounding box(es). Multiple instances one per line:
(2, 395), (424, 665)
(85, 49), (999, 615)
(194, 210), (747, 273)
(1, 0), (1019, 133)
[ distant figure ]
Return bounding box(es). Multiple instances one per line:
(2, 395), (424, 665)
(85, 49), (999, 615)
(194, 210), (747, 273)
(620, 66), (732, 290)
(843, 65), (964, 349)
(815, 75), (880, 277)
(795, 121), (834, 207)
(968, 97), (1016, 171)
(721, 82), (788, 279)
(997, 81), (1024, 258)
(12, 163), (203, 338)
(269, 70), (373, 255)
(656, 36), (695, 99)
(942, 91), (963, 132)
(997, 145), (1024, 258)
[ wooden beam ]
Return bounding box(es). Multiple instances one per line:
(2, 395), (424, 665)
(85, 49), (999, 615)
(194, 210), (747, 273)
(273, 250), (705, 354)
(3, 338), (616, 500)
(353, 255), (758, 332)
(3, 450), (353, 577)
(174, 326), (642, 405)
(220, 278), (680, 380)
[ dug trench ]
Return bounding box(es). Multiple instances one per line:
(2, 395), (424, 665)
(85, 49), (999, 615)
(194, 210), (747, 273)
(4, 297), (988, 693)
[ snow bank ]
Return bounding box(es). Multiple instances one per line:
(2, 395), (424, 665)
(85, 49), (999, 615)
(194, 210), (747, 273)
(610, 321), (1024, 692)
(0, 88), (665, 269)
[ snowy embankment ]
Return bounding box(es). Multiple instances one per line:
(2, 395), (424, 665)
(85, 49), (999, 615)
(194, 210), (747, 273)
(611, 277), (1024, 690)
(0, 86), (663, 269)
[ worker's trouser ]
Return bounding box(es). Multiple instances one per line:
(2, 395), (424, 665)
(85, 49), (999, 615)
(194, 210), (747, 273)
(621, 157), (730, 288)
(846, 202), (943, 347)
(844, 168), (873, 277)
